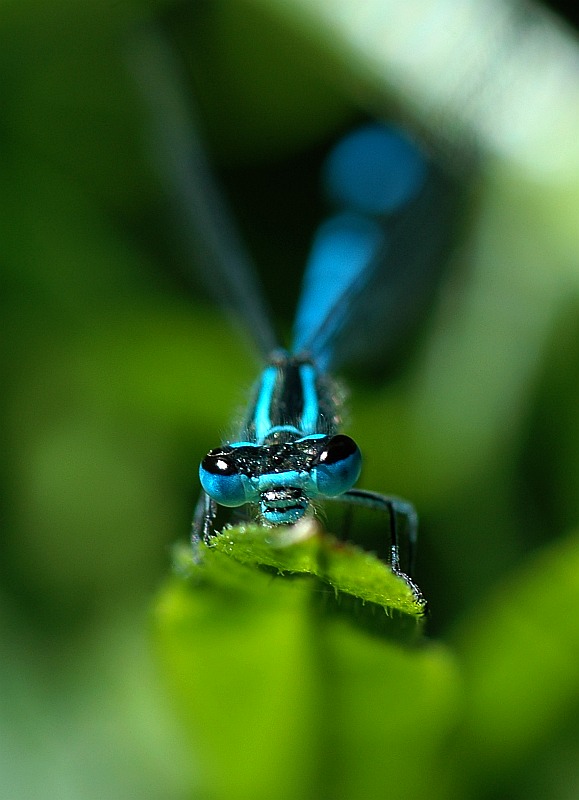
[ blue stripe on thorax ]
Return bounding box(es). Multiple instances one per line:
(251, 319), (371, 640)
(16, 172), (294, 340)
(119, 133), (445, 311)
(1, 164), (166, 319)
(298, 363), (319, 434)
(253, 365), (278, 443)
(251, 361), (321, 443)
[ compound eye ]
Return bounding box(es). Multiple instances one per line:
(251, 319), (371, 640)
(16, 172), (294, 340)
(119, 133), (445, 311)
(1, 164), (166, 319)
(199, 449), (247, 507)
(312, 435), (362, 496)
(316, 434), (359, 465)
(201, 449), (237, 476)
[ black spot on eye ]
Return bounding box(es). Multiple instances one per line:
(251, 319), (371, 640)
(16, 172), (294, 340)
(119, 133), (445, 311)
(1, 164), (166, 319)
(315, 435), (358, 465)
(201, 449), (238, 476)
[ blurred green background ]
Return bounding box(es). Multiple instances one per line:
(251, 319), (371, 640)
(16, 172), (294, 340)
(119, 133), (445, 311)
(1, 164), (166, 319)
(2, 0), (579, 798)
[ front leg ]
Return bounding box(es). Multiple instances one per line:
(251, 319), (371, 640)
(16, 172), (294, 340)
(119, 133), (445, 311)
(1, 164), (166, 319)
(334, 488), (423, 602)
(191, 490), (219, 552)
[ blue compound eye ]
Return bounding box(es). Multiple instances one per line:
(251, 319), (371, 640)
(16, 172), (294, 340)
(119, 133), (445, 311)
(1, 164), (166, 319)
(199, 449), (247, 507)
(312, 435), (362, 496)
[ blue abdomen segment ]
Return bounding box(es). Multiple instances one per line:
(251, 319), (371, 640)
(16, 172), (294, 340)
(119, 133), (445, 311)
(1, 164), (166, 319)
(291, 123), (429, 371)
(323, 123), (427, 215)
(291, 212), (386, 370)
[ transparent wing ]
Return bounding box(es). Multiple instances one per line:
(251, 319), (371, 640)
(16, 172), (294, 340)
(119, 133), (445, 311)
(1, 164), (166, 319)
(129, 27), (277, 357)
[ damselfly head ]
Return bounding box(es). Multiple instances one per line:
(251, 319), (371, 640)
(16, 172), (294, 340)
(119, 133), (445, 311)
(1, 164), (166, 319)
(199, 434), (362, 525)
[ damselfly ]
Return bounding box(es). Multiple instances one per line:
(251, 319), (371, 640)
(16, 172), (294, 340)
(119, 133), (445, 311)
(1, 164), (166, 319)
(190, 123), (454, 599)
(135, 34), (454, 598)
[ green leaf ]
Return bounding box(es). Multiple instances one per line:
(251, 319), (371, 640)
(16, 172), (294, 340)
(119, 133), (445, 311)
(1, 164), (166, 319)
(177, 520), (425, 624)
(153, 526), (458, 800)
